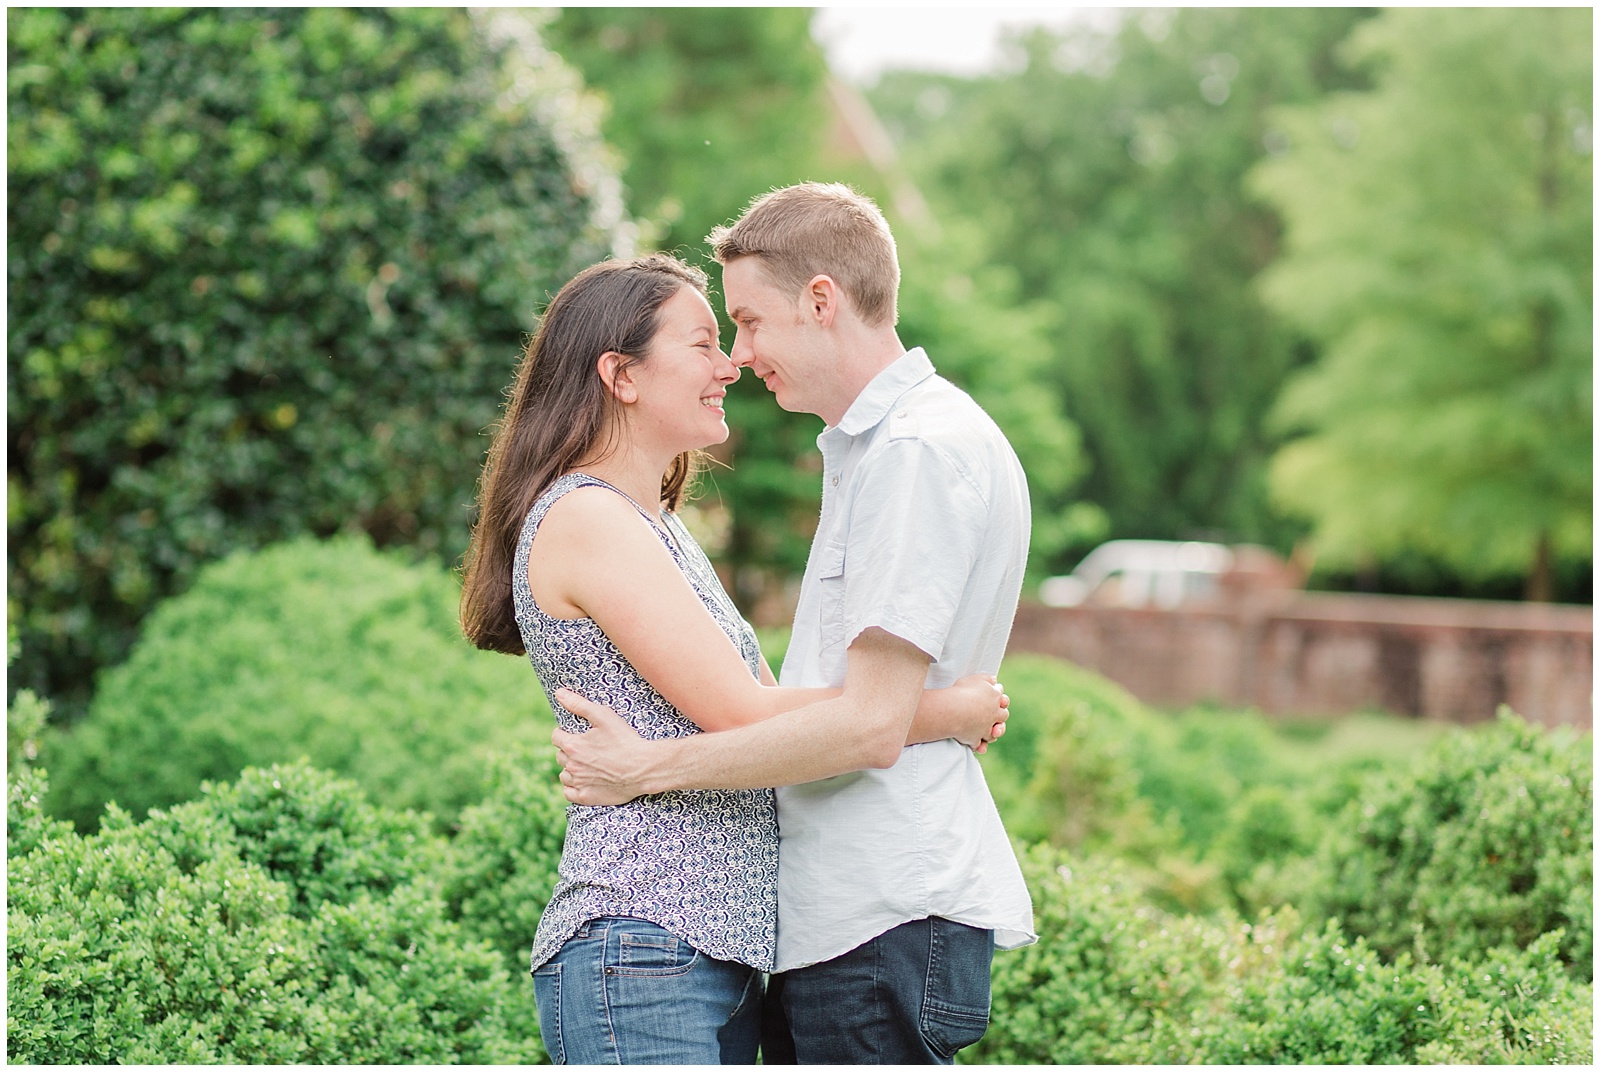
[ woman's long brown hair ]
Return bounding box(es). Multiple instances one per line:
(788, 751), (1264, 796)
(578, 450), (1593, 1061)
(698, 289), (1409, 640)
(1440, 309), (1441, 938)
(460, 254), (709, 654)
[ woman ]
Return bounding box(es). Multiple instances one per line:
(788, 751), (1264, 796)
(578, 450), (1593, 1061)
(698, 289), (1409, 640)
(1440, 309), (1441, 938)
(459, 254), (1006, 1065)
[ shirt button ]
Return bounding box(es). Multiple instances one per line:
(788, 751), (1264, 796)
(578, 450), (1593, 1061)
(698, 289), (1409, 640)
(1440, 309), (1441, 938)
(830, 476), (839, 486)
(897, 410), (908, 418)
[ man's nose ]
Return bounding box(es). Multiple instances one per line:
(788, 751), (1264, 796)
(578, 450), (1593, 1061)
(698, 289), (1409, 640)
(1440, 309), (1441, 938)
(729, 331), (754, 368)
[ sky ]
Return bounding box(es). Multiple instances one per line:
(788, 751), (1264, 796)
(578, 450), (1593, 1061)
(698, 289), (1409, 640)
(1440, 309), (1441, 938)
(811, 5), (1123, 84)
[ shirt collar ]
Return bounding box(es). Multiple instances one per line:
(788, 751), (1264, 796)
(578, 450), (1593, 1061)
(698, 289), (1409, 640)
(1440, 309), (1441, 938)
(830, 347), (936, 438)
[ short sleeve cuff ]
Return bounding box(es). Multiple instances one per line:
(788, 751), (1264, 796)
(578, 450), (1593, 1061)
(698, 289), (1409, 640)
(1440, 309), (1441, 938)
(843, 613), (946, 664)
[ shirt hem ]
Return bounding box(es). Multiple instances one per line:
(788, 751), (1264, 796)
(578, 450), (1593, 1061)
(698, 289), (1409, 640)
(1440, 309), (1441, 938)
(774, 912), (1037, 973)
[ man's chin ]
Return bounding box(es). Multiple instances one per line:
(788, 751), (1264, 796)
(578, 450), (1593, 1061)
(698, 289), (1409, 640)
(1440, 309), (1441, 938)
(762, 379), (806, 413)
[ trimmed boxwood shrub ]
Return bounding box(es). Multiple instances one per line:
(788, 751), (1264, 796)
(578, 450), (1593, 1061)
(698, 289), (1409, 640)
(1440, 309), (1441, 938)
(7, 6), (618, 711)
(11, 672), (1589, 1064)
(8, 682), (74, 860)
(972, 844), (1231, 1064)
(1304, 708), (1593, 980)
(970, 843), (1592, 1064)
(1158, 925), (1591, 1064)
(985, 653), (1174, 856)
(43, 535), (554, 833)
(7, 759), (544, 1064)
(440, 742), (570, 976)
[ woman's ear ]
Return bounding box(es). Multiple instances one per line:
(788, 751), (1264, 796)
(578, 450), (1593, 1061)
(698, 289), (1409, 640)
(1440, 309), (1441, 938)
(596, 351), (638, 404)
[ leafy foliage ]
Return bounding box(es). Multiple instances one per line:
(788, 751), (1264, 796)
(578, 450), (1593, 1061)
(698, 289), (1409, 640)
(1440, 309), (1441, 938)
(541, 7), (829, 260)
(7, 760), (544, 1065)
(1130, 705), (1445, 860)
(10, 593), (1591, 1063)
(7, 6), (617, 710)
(871, 8), (1375, 569)
(1305, 710), (1593, 979)
(440, 743), (570, 977)
(973, 846), (1229, 1064)
(7, 677), (73, 860)
(987, 655), (1448, 914)
(42, 536), (554, 833)
(1253, 7), (1593, 595)
(970, 845), (1592, 1064)
(1156, 922), (1592, 1064)
(985, 654), (1168, 856)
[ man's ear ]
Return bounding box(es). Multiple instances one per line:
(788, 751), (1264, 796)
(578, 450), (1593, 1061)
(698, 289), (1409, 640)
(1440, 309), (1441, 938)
(804, 274), (841, 328)
(597, 351), (638, 403)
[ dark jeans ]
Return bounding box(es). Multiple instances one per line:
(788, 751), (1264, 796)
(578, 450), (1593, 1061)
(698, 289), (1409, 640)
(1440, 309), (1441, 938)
(761, 916), (995, 1065)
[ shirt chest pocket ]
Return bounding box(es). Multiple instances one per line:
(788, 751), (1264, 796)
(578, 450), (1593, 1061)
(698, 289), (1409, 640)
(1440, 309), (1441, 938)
(815, 539), (848, 652)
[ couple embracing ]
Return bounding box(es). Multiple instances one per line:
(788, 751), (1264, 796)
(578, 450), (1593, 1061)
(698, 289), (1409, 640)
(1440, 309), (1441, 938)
(460, 182), (1036, 1064)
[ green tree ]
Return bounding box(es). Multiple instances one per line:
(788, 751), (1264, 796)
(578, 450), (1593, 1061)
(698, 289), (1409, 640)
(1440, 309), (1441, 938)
(1252, 7), (1592, 600)
(7, 7), (617, 711)
(541, 7), (830, 259)
(871, 9), (1374, 569)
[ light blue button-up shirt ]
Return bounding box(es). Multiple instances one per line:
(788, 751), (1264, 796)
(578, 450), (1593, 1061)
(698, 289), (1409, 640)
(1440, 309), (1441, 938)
(775, 347), (1037, 971)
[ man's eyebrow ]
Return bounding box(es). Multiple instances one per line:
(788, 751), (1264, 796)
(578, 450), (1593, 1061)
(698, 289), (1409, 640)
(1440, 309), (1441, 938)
(726, 304), (752, 321)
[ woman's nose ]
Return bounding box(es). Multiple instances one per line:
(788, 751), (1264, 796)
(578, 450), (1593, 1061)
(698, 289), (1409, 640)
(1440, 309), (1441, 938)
(715, 349), (741, 383)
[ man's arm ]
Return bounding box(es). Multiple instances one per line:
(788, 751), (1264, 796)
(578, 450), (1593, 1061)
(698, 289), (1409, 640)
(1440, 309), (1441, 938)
(532, 486), (1002, 741)
(553, 627), (931, 804)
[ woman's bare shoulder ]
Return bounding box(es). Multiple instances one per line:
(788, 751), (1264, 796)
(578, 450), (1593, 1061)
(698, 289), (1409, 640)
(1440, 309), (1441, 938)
(536, 483), (664, 557)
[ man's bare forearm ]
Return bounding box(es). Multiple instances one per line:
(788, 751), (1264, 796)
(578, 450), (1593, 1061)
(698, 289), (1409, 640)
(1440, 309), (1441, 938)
(554, 628), (931, 805)
(635, 692), (907, 794)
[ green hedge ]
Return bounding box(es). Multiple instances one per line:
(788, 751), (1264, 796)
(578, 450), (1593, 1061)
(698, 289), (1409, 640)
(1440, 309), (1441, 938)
(987, 654), (1592, 968)
(1305, 709), (1593, 980)
(440, 743), (570, 977)
(970, 844), (1592, 1064)
(992, 655), (1442, 857)
(11, 686), (1590, 1064)
(7, 6), (616, 711)
(8, 759), (544, 1064)
(43, 536), (553, 833)
(984, 654), (1184, 870)
(12, 559), (1591, 1061)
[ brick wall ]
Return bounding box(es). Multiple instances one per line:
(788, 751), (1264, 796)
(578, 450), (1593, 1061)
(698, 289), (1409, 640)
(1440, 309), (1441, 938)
(1007, 592), (1593, 729)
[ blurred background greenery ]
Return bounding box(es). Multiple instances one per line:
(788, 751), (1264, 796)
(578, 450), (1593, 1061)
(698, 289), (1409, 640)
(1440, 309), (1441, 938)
(8, 6), (1591, 717)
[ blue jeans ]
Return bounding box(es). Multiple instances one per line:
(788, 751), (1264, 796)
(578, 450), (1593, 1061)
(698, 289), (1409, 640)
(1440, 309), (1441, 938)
(761, 916), (995, 1064)
(532, 917), (763, 1064)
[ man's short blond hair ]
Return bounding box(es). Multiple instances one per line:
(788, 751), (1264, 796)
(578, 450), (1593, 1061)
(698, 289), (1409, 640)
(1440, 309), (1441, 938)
(707, 182), (899, 327)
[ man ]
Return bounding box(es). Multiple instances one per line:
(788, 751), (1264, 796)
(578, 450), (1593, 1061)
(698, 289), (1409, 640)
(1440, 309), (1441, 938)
(553, 182), (1034, 1063)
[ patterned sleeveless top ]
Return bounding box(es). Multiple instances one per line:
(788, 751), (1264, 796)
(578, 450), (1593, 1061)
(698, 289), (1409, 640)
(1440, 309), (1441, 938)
(514, 472), (778, 972)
